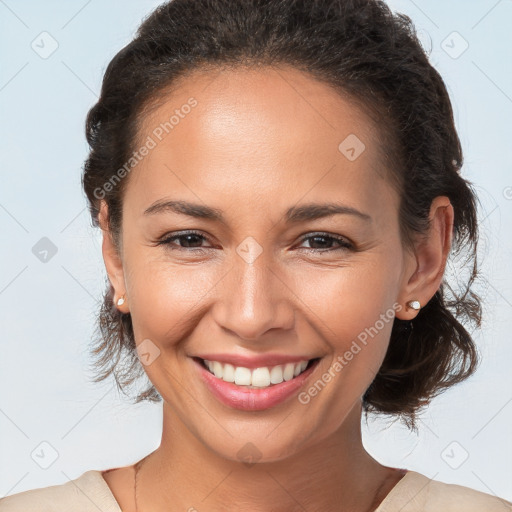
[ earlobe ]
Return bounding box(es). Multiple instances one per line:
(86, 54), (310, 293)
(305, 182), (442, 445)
(396, 196), (453, 320)
(98, 201), (128, 311)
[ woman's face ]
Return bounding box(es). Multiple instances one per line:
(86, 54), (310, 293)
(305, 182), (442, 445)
(101, 65), (419, 462)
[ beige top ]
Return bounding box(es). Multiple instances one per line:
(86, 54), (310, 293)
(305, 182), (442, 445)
(1, 469), (511, 511)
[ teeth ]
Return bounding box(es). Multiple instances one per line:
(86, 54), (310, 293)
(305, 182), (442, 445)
(203, 359), (311, 388)
(283, 363), (295, 381)
(212, 361), (223, 378)
(234, 366), (252, 385)
(251, 367), (271, 387)
(223, 363), (235, 382)
(269, 365), (283, 384)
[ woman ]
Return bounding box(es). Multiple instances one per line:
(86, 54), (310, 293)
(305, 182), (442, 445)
(1, 0), (510, 510)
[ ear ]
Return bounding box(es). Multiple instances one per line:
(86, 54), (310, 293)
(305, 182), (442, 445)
(98, 200), (129, 313)
(396, 195), (454, 320)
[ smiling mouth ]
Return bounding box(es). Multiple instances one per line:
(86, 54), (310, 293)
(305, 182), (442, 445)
(194, 357), (321, 389)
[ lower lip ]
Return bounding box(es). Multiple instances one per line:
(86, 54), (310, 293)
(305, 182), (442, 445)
(193, 358), (320, 411)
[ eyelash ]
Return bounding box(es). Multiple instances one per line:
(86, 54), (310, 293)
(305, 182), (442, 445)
(156, 230), (354, 254)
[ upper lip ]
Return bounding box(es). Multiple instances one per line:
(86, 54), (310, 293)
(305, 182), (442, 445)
(193, 353), (319, 369)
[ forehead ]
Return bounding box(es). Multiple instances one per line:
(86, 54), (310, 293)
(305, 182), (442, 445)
(138, 64), (380, 152)
(126, 65), (392, 220)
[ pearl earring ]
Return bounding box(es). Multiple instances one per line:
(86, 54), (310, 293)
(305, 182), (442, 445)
(406, 300), (421, 310)
(116, 295), (125, 306)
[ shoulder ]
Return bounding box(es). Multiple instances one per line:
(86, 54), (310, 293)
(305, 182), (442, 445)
(0, 470), (121, 512)
(424, 476), (512, 511)
(378, 470), (512, 512)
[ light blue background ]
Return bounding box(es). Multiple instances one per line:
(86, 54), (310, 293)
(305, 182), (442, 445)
(1, 0), (511, 502)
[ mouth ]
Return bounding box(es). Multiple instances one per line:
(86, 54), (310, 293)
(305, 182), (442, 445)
(195, 357), (321, 389)
(192, 356), (322, 411)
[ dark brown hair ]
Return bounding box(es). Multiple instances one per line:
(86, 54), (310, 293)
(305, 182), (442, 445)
(82, 0), (482, 429)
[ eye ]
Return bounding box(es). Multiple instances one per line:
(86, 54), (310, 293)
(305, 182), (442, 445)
(156, 230), (212, 251)
(155, 230), (354, 253)
(297, 232), (354, 252)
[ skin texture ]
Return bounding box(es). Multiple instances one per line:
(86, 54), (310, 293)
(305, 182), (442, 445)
(99, 65), (454, 511)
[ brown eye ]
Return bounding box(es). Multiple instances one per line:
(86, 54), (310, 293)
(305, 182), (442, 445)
(157, 231), (212, 251)
(298, 233), (353, 252)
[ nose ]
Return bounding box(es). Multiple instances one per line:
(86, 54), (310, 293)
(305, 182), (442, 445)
(212, 243), (295, 343)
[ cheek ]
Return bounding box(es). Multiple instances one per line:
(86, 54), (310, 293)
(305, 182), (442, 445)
(293, 262), (400, 422)
(292, 256), (400, 346)
(124, 252), (221, 343)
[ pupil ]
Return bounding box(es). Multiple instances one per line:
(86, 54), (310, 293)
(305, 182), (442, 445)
(311, 236), (328, 248)
(183, 234), (201, 247)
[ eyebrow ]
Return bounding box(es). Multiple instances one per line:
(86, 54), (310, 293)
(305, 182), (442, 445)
(143, 199), (372, 224)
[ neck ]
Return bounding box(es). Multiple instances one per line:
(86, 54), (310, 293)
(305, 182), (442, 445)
(135, 401), (400, 512)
